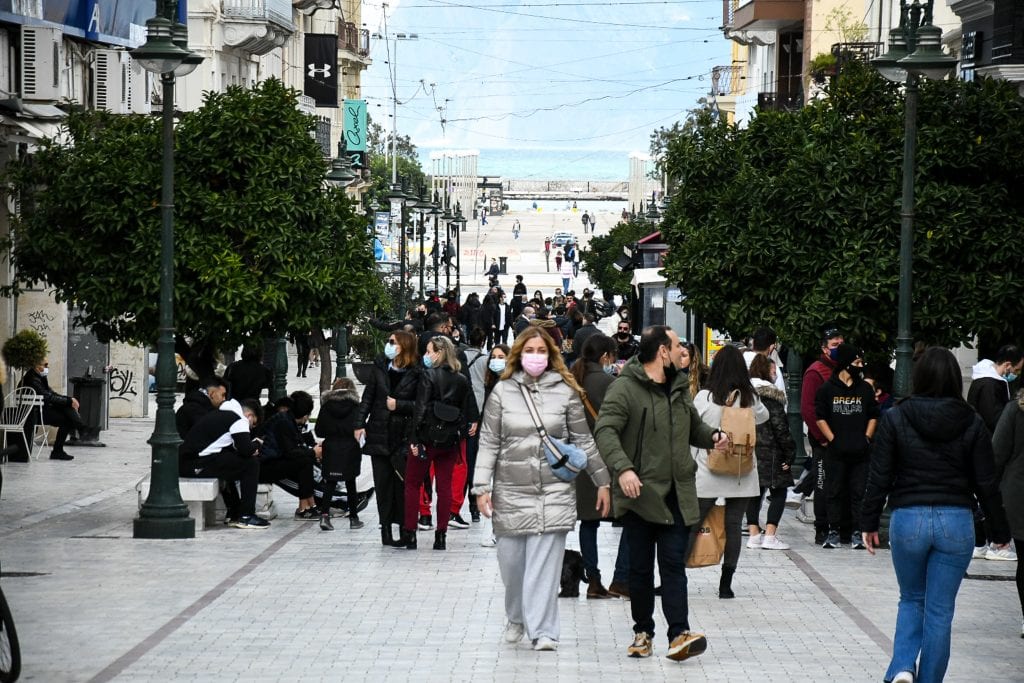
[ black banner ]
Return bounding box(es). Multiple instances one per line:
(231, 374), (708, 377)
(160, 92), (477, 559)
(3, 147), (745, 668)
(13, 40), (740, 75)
(304, 34), (337, 107)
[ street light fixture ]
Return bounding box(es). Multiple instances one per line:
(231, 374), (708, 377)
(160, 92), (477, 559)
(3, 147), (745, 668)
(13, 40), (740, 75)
(131, 2), (203, 539)
(872, 0), (956, 398)
(453, 202), (466, 295)
(430, 192), (442, 293)
(325, 140), (357, 188)
(414, 187), (433, 298)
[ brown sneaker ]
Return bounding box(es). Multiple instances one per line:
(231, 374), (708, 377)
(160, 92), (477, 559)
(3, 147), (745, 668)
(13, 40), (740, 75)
(586, 576), (610, 599)
(627, 631), (653, 658)
(607, 581), (630, 599)
(666, 631), (708, 662)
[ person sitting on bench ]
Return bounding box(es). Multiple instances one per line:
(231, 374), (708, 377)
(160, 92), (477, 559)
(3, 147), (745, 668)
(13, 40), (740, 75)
(18, 357), (86, 462)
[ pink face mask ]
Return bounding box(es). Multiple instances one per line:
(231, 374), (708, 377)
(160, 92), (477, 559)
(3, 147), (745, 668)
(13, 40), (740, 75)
(521, 353), (549, 377)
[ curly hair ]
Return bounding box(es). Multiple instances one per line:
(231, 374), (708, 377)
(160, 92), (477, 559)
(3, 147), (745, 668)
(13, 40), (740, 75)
(501, 326), (583, 394)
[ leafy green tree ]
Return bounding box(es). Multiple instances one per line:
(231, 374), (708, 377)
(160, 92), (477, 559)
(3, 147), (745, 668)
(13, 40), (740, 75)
(659, 63), (1024, 357)
(365, 113), (427, 208)
(3, 78), (381, 348)
(582, 218), (654, 299)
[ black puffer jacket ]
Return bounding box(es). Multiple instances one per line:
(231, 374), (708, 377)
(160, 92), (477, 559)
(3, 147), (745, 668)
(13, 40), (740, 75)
(19, 369), (72, 408)
(753, 381), (796, 490)
(861, 396), (1010, 542)
(358, 355), (421, 456)
(317, 386), (363, 480)
(176, 390), (214, 439)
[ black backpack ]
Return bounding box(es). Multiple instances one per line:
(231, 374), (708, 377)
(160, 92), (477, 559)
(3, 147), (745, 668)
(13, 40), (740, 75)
(417, 370), (465, 447)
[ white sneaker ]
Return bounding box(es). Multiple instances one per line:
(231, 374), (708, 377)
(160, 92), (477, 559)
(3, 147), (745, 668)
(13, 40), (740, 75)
(785, 490), (803, 509)
(747, 533), (763, 549)
(761, 534), (790, 550)
(503, 622), (524, 643)
(532, 636), (558, 651)
(973, 545), (989, 559)
(892, 671), (914, 683)
(985, 545), (1017, 561)
(481, 536), (497, 548)
(795, 498), (816, 524)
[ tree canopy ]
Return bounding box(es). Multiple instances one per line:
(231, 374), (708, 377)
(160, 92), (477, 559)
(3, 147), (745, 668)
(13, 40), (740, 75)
(582, 218), (655, 299)
(4, 78), (382, 348)
(660, 64), (1024, 357)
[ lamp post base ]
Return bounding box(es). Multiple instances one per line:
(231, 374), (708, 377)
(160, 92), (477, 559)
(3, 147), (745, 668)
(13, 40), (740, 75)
(133, 512), (195, 539)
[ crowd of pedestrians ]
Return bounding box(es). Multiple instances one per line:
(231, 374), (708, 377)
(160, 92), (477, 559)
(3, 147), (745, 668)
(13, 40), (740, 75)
(167, 281), (1023, 680)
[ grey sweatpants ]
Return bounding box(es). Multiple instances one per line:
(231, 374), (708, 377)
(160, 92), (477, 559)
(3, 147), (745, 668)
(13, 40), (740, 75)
(496, 531), (567, 643)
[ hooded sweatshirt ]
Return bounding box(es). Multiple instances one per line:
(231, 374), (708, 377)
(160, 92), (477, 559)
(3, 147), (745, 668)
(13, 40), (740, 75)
(815, 374), (879, 457)
(861, 396), (1010, 543)
(967, 359), (1011, 434)
(178, 398), (256, 473)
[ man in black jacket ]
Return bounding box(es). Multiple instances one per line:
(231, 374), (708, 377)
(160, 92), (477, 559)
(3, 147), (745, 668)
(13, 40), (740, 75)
(179, 398), (267, 528)
(176, 377), (228, 440)
(258, 391), (321, 519)
(17, 358), (87, 461)
(814, 343), (879, 550)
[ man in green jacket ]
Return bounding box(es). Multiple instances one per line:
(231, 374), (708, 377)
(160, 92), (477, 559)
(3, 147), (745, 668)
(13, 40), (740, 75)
(595, 325), (728, 662)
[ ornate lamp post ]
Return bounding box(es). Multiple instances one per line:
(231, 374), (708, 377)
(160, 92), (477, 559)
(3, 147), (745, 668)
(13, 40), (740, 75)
(441, 200), (454, 292)
(414, 188), (433, 299)
(872, 0), (956, 397)
(430, 192), (442, 293)
(453, 203), (466, 295)
(131, 0), (202, 539)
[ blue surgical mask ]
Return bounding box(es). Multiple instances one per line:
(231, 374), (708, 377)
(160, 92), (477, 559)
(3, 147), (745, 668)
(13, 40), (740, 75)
(489, 358), (506, 374)
(423, 353), (435, 369)
(1008, 372), (1019, 383)
(384, 343), (398, 360)
(603, 364), (616, 376)
(829, 347), (840, 361)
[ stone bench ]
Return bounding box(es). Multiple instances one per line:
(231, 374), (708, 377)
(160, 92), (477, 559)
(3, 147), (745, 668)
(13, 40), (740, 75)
(135, 476), (220, 530)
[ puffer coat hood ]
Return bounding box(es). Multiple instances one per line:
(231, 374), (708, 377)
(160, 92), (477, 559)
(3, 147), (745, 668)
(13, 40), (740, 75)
(900, 395), (976, 443)
(473, 370), (610, 537)
(321, 386), (360, 405)
(752, 380), (796, 489)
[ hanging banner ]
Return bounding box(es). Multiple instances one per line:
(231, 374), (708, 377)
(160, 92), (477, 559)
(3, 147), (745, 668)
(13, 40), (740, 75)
(343, 99), (367, 169)
(304, 33), (337, 107)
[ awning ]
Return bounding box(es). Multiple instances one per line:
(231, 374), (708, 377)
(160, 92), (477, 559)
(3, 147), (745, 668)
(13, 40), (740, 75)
(631, 267), (666, 287)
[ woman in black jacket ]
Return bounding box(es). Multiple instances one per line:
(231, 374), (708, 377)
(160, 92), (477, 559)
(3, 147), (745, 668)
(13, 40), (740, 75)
(746, 355), (795, 551)
(992, 392), (1024, 637)
(316, 378), (364, 531)
(399, 336), (478, 550)
(356, 330), (421, 546)
(861, 347), (1011, 683)
(478, 294), (498, 349)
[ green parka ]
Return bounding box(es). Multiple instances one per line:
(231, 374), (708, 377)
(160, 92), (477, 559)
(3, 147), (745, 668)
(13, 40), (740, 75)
(594, 357), (718, 526)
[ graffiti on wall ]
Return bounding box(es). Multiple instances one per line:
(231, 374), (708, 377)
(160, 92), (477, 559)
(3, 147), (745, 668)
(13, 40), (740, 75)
(27, 309), (55, 336)
(108, 366), (139, 402)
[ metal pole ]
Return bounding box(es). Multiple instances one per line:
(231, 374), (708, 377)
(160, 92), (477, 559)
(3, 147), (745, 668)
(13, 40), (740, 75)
(134, 72), (194, 539)
(390, 38), (398, 185)
(433, 213), (439, 293)
(456, 220), (462, 295)
(399, 203), (407, 309)
(418, 211), (425, 298)
(893, 73), (918, 399)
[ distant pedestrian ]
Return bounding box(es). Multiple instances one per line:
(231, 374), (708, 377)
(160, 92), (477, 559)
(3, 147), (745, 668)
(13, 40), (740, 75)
(555, 250), (563, 271)
(572, 244), (581, 278)
(861, 347), (1010, 683)
(513, 219), (521, 240)
(544, 238), (551, 272)
(315, 378), (365, 531)
(582, 211), (590, 234)
(481, 207), (488, 226)
(560, 258), (573, 299)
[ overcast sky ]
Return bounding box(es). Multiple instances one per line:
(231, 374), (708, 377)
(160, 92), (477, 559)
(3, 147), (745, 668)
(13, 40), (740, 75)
(359, 0), (730, 152)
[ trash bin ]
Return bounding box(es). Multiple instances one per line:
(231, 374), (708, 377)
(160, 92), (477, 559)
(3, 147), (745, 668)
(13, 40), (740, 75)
(70, 376), (106, 447)
(498, 256), (508, 274)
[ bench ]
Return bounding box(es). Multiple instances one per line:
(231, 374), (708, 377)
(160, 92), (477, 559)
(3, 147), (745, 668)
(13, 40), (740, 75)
(135, 476), (220, 530)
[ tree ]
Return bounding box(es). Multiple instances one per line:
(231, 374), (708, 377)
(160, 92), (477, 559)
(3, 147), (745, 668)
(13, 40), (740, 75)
(365, 113), (426, 208)
(3, 79), (383, 348)
(659, 63), (1024, 358)
(581, 218), (654, 299)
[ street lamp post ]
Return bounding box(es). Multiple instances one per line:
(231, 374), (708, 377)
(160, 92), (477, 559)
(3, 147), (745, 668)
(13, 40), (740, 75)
(872, 0), (956, 398)
(131, 0), (202, 539)
(441, 200), (454, 292)
(454, 203), (466, 295)
(430, 193), (441, 293)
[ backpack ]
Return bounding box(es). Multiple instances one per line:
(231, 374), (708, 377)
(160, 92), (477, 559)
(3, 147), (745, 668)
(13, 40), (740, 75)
(707, 389), (756, 479)
(417, 370), (464, 448)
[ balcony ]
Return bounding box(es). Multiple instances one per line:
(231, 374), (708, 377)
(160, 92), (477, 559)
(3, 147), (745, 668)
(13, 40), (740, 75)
(339, 22), (371, 64)
(222, 0), (295, 56)
(757, 91), (802, 112)
(732, 0), (804, 32)
(831, 42), (883, 68)
(710, 64), (745, 96)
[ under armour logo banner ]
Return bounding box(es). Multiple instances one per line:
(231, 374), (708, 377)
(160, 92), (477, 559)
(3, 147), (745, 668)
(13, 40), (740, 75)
(304, 33), (337, 107)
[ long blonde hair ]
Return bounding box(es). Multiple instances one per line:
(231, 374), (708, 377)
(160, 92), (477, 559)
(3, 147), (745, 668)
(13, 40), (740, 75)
(427, 335), (462, 373)
(501, 327), (583, 395)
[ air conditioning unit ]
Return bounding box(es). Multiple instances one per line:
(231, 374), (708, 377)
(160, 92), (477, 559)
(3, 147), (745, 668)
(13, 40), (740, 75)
(20, 25), (61, 101)
(126, 57), (151, 114)
(93, 48), (129, 113)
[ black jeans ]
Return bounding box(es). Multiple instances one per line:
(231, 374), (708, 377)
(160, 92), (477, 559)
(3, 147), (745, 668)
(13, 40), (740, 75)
(811, 443), (830, 534)
(371, 452), (405, 527)
(465, 432), (480, 514)
(22, 405), (85, 457)
(622, 496), (692, 642)
(746, 486), (788, 529)
(320, 477), (359, 517)
(258, 452), (316, 499)
(824, 449), (869, 534)
(194, 449), (260, 517)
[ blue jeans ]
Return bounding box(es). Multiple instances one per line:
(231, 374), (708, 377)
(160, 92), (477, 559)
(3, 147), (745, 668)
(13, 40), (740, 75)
(623, 498), (691, 642)
(886, 506), (974, 683)
(562, 277), (570, 292)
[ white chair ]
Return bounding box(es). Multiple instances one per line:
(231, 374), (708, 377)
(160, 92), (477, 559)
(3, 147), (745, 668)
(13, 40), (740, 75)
(0, 387), (40, 461)
(18, 390), (50, 460)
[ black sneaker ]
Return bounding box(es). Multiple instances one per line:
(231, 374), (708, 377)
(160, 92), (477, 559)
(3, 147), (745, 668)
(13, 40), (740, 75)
(349, 517), (365, 530)
(320, 514), (334, 531)
(814, 529), (827, 545)
(449, 513), (470, 529)
(294, 507), (319, 521)
(851, 531), (866, 550)
(417, 515), (433, 530)
(50, 451), (74, 461)
(471, 511), (481, 523)
(822, 531), (840, 549)
(231, 515), (270, 529)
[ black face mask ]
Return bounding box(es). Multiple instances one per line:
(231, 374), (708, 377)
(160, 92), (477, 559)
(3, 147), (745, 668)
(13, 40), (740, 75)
(616, 332), (631, 340)
(847, 365), (864, 381)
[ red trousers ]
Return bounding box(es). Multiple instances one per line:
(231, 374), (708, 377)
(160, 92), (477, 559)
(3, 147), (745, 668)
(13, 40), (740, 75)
(419, 440), (468, 517)
(405, 443), (460, 532)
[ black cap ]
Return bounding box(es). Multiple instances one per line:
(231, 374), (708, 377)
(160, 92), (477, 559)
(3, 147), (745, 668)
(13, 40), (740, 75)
(834, 342), (860, 370)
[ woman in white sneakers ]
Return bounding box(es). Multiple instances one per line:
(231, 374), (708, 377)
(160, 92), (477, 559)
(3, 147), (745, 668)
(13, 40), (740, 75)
(745, 354), (795, 551)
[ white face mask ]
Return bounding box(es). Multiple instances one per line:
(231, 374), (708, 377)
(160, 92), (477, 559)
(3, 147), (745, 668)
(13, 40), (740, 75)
(40, 367), (49, 377)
